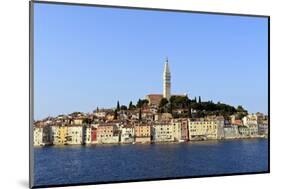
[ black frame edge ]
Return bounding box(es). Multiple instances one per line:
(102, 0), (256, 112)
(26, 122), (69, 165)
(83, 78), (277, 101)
(32, 0), (270, 18)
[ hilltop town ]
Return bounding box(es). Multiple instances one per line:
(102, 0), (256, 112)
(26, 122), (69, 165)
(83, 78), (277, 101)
(33, 59), (268, 146)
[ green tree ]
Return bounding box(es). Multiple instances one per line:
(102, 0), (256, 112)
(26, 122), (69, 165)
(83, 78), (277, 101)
(128, 101), (133, 110)
(236, 105), (248, 119)
(114, 109), (118, 120)
(169, 102), (173, 114)
(159, 98), (168, 108)
(83, 118), (91, 124)
(188, 104), (192, 118)
(120, 105), (127, 110)
(198, 96), (201, 104)
(117, 101), (120, 111)
(237, 105), (245, 112)
(158, 98), (169, 113)
(136, 99), (149, 108)
(136, 99), (142, 108)
(139, 108), (142, 120)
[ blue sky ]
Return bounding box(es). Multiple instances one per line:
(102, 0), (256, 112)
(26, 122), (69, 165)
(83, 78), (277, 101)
(34, 3), (268, 120)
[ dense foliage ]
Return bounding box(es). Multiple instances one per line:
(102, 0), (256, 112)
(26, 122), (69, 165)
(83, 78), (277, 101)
(115, 95), (248, 120)
(158, 95), (248, 119)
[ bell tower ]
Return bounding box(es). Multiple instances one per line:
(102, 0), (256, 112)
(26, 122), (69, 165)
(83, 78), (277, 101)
(163, 57), (171, 100)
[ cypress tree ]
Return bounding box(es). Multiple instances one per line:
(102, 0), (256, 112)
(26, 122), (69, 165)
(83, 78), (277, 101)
(117, 101), (120, 111)
(139, 108), (142, 120)
(129, 101), (133, 110)
(114, 109), (118, 120)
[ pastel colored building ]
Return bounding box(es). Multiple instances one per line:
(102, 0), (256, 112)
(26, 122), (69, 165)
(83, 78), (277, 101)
(242, 114), (259, 137)
(188, 118), (222, 141)
(238, 126), (250, 137)
(223, 125), (239, 139)
(248, 124), (259, 136)
(33, 125), (51, 146)
(258, 123), (268, 136)
(85, 126), (92, 144)
(97, 123), (119, 144)
(152, 122), (173, 142)
(120, 125), (135, 143)
(242, 114), (258, 126)
(178, 118), (188, 141)
(85, 125), (98, 144)
(51, 125), (67, 145)
(91, 126), (98, 143)
(66, 125), (84, 145)
(134, 124), (151, 143)
(216, 116), (225, 139)
(171, 121), (181, 141)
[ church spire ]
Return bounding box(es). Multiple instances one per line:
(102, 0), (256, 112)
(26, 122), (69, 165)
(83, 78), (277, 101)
(163, 57), (171, 100)
(164, 57), (170, 73)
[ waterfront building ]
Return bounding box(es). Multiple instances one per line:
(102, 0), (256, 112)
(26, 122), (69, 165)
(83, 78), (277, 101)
(257, 113), (268, 136)
(248, 124), (259, 136)
(58, 126), (67, 144)
(242, 114), (259, 136)
(223, 125), (239, 139)
(33, 125), (51, 146)
(66, 125), (84, 145)
(120, 125), (135, 143)
(97, 123), (119, 144)
(256, 112), (265, 123)
(170, 119), (182, 141)
(85, 126), (92, 144)
(134, 124), (151, 143)
(91, 126), (98, 143)
(33, 127), (43, 146)
(238, 126), (250, 137)
(258, 123), (268, 136)
(216, 116), (225, 139)
(51, 125), (67, 145)
(188, 118), (221, 140)
(179, 118), (189, 141)
(152, 121), (176, 142)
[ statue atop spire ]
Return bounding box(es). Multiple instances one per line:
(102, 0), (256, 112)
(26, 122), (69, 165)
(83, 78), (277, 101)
(163, 57), (171, 100)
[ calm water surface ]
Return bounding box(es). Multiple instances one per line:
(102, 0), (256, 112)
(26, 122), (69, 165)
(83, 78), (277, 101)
(34, 139), (268, 186)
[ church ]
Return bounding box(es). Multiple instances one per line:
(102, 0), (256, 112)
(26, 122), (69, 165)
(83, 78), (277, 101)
(146, 58), (186, 106)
